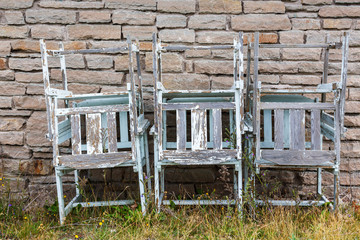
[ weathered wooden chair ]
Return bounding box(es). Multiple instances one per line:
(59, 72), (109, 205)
(247, 32), (349, 208)
(40, 38), (151, 224)
(151, 33), (246, 210)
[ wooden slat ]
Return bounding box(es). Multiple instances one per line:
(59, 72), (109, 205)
(162, 102), (235, 111)
(290, 110), (305, 150)
(260, 102), (335, 110)
(261, 150), (335, 166)
(321, 112), (334, 127)
(284, 110), (290, 147)
(176, 109), (186, 151)
(212, 109), (222, 150)
(191, 109), (207, 151)
(70, 114), (81, 155)
(56, 104), (129, 116)
(58, 152), (132, 169)
(86, 113), (102, 154)
(107, 112), (118, 153)
(162, 149), (237, 165)
(311, 110), (321, 150)
(264, 110), (272, 143)
(119, 112), (129, 142)
(274, 110), (284, 150)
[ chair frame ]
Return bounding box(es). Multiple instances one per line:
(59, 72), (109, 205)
(247, 32), (349, 209)
(151, 33), (247, 211)
(40, 38), (151, 224)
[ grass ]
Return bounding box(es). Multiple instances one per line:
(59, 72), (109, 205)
(1, 199), (360, 240)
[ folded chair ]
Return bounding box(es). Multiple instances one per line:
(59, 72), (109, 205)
(248, 32), (349, 209)
(40, 38), (151, 224)
(151, 33), (246, 210)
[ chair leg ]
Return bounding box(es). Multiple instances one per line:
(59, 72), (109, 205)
(334, 172), (340, 210)
(55, 168), (66, 225)
(136, 136), (146, 215)
(317, 168), (322, 196)
(144, 132), (152, 195)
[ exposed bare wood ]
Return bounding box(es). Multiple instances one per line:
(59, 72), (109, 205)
(56, 105), (129, 116)
(70, 114), (81, 155)
(162, 102), (235, 111)
(260, 102), (335, 110)
(107, 112), (118, 153)
(177, 109), (186, 151)
(191, 109), (207, 151)
(212, 109), (222, 150)
(274, 110), (284, 150)
(86, 113), (102, 154)
(311, 110), (321, 150)
(261, 150), (335, 166)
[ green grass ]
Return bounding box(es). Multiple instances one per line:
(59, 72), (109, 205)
(1, 201), (360, 239)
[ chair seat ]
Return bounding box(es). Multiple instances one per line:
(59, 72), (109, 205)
(58, 151), (133, 169)
(161, 149), (238, 165)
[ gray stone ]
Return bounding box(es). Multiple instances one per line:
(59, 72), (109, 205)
(0, 132), (24, 145)
(5, 11), (25, 25)
(188, 15), (226, 30)
(86, 55), (113, 69)
(0, 26), (28, 38)
(158, 0), (195, 13)
(31, 25), (65, 40)
(51, 69), (125, 85)
(0, 118), (25, 131)
(104, 0), (156, 10)
(9, 58), (41, 71)
(79, 11), (111, 23)
(113, 10), (156, 25)
(25, 10), (76, 24)
(159, 29), (195, 43)
(122, 26), (157, 41)
(232, 14), (291, 31)
(68, 25), (121, 40)
(0, 0), (33, 9)
(194, 60), (233, 75)
(156, 14), (187, 28)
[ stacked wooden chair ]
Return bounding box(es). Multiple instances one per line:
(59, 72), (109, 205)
(151, 33), (247, 210)
(40, 38), (151, 224)
(247, 32), (349, 208)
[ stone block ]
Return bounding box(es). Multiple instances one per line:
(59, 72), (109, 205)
(211, 76), (233, 89)
(0, 26), (28, 38)
(302, 0), (332, 4)
(165, 167), (217, 183)
(5, 11), (25, 25)
(345, 129), (360, 140)
(0, 118), (25, 131)
(345, 101), (360, 113)
(68, 84), (100, 94)
(0, 132), (24, 145)
(194, 60), (233, 75)
(26, 84), (45, 95)
(0, 58), (6, 70)
(11, 40), (86, 53)
(345, 116), (360, 127)
(279, 30), (305, 44)
(199, 0), (242, 13)
(0, 97), (12, 108)
(68, 25), (121, 40)
(165, 184), (195, 197)
(280, 75), (321, 85)
(159, 29), (195, 43)
(244, 1), (285, 13)
(319, 6), (360, 17)
(122, 26), (157, 41)
(258, 48), (281, 60)
(185, 49), (211, 58)
(85, 55), (113, 69)
(1, 145), (31, 159)
(156, 14), (187, 28)
(104, 0), (156, 10)
(114, 54), (133, 71)
(0, 70), (14, 81)
(113, 10), (155, 25)
(259, 61), (299, 74)
(0, 0), (33, 9)
(323, 19), (352, 29)
(48, 54), (85, 69)
(15, 72), (42, 83)
(160, 53), (183, 73)
(232, 14), (291, 31)
(188, 15), (226, 30)
(25, 10), (76, 24)
(158, 0), (195, 13)
(162, 73), (210, 90)
(13, 96), (46, 110)
(51, 69), (125, 85)
(185, 60), (193, 73)
(31, 25), (65, 40)
(39, 1), (104, 9)
(0, 82), (26, 95)
(282, 48), (321, 61)
(79, 11), (111, 23)
(258, 75), (280, 84)
(245, 33), (279, 44)
(211, 49), (233, 60)
(19, 159), (52, 175)
(9, 58), (41, 71)
(292, 19), (321, 30)
(341, 142), (360, 158)
(298, 61), (323, 73)
(196, 31), (237, 44)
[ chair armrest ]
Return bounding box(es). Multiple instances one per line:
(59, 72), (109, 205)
(137, 119), (150, 135)
(149, 125), (157, 136)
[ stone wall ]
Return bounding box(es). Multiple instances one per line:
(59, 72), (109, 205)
(1, 0), (360, 205)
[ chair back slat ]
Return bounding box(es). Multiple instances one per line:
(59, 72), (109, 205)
(119, 112), (129, 142)
(274, 110), (284, 150)
(176, 109), (187, 151)
(264, 109), (272, 144)
(289, 109), (305, 150)
(86, 113), (102, 154)
(311, 109), (321, 150)
(212, 109), (222, 150)
(71, 114), (81, 155)
(191, 109), (207, 151)
(107, 112), (118, 153)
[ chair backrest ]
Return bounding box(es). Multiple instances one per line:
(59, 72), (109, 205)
(249, 32), (349, 136)
(152, 33), (245, 159)
(40, 38), (145, 166)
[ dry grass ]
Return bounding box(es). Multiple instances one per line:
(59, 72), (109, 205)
(1, 201), (360, 240)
